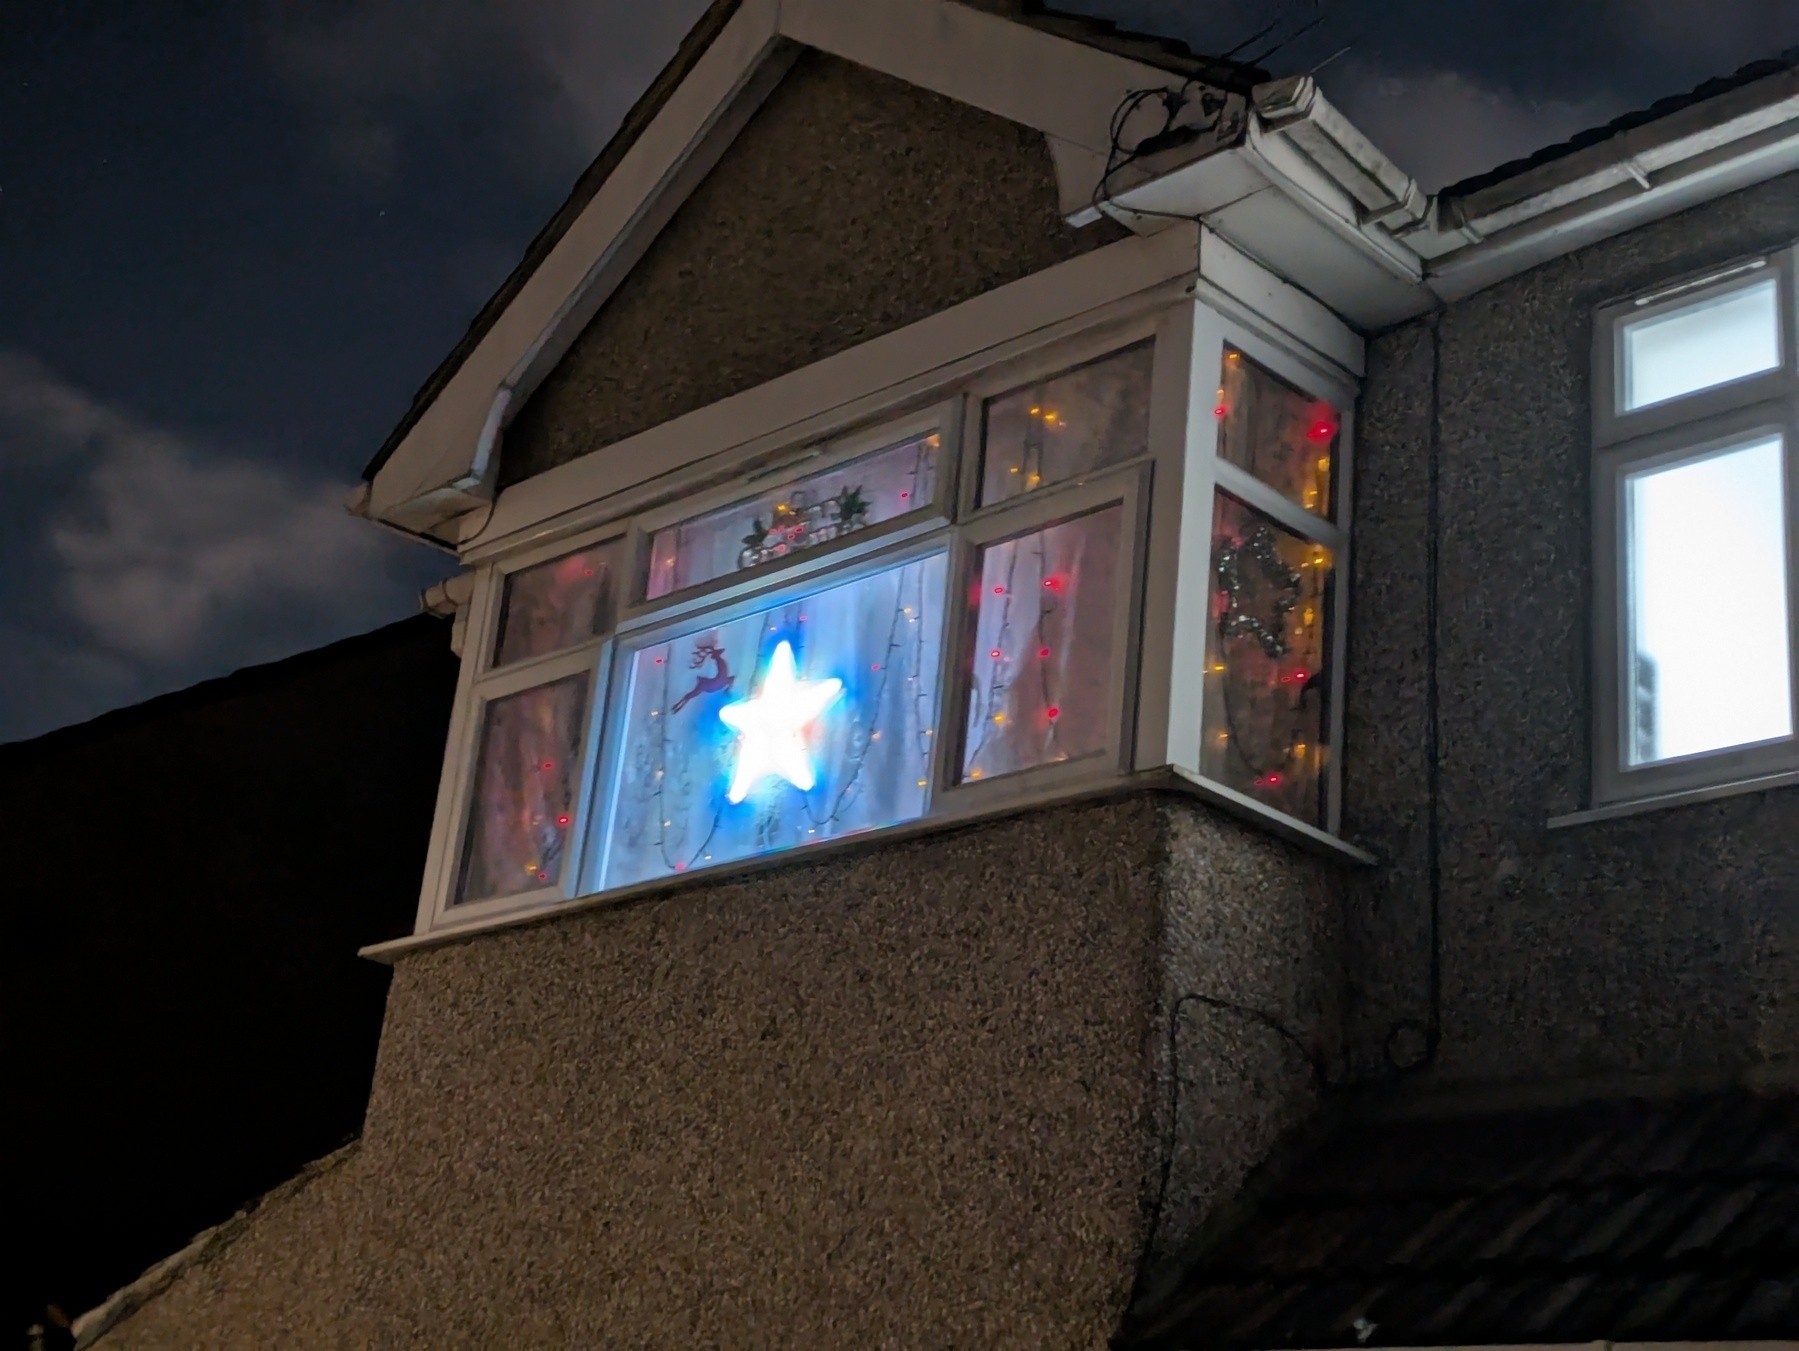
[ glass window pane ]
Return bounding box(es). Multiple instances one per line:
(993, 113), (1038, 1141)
(600, 553), (948, 889)
(645, 433), (939, 600)
(1625, 435), (1792, 765)
(1199, 495), (1334, 826)
(980, 344), (1153, 505)
(1217, 345), (1338, 518)
(458, 674), (591, 904)
(1622, 278), (1781, 411)
(494, 547), (614, 667)
(961, 504), (1124, 782)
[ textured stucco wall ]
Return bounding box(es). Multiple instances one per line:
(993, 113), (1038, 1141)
(1346, 170), (1799, 1087)
(94, 795), (1341, 1349)
(499, 48), (1126, 486)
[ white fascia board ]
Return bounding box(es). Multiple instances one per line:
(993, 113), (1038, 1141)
(1445, 68), (1799, 240)
(1100, 140), (1435, 330)
(460, 225), (1203, 560)
(365, 0), (783, 531)
(779, 0), (1220, 158)
(1427, 122), (1799, 301)
(1196, 226), (1363, 379)
(1421, 73), (1799, 300)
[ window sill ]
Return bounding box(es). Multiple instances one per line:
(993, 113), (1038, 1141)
(1547, 767), (1799, 828)
(364, 767), (1374, 964)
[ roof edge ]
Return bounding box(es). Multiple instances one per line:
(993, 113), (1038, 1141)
(71, 1142), (360, 1349)
(360, 0), (747, 483)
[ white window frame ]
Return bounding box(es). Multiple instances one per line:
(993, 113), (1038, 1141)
(1144, 302), (1356, 838)
(1590, 248), (1799, 808)
(407, 273), (1365, 941)
(415, 522), (625, 931)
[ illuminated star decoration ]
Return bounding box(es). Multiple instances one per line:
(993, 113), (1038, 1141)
(717, 640), (844, 804)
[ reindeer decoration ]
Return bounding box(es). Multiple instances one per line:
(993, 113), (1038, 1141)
(671, 639), (733, 714)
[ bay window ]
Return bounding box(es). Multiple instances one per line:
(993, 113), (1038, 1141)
(418, 296), (1361, 935)
(1592, 249), (1799, 805)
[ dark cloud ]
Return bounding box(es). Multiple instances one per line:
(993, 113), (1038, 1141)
(1069, 0), (1799, 189)
(0, 2), (706, 743)
(0, 353), (444, 741)
(257, 0), (709, 187)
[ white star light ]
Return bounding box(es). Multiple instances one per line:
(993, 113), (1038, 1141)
(717, 640), (844, 804)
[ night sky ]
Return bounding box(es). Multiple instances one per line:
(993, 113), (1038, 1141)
(3, 0), (1795, 744)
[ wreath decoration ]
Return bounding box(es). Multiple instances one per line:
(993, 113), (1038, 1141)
(1215, 524), (1302, 659)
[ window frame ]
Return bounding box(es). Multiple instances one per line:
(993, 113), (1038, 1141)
(413, 296), (1363, 938)
(577, 529), (958, 896)
(1590, 248), (1799, 808)
(418, 523), (626, 930)
(1591, 397), (1799, 805)
(940, 461), (1152, 807)
(1594, 250), (1798, 447)
(1154, 304), (1355, 837)
(620, 400), (959, 625)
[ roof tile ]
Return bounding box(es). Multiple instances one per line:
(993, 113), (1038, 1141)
(1120, 1088), (1799, 1349)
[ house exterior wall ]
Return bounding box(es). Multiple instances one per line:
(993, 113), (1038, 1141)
(92, 796), (1342, 1349)
(498, 48), (1126, 487)
(1345, 169), (1799, 1088)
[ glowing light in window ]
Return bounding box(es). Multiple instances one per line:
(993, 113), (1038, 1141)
(717, 641), (844, 803)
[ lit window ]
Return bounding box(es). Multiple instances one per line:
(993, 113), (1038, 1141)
(1593, 252), (1799, 804)
(1620, 276), (1780, 411)
(458, 674), (591, 903)
(1625, 436), (1791, 764)
(961, 504), (1124, 782)
(645, 433), (939, 600)
(431, 330), (1315, 932)
(1217, 345), (1338, 519)
(1195, 342), (1347, 829)
(494, 545), (614, 667)
(1199, 496), (1334, 826)
(596, 552), (948, 890)
(979, 343), (1153, 505)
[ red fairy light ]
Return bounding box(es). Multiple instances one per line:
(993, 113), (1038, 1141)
(1046, 706), (1060, 720)
(541, 761), (554, 771)
(536, 871), (549, 881)
(556, 814), (570, 827)
(989, 648), (1002, 659)
(1214, 404), (1229, 418)
(583, 568), (594, 577)
(899, 491), (910, 500)
(674, 861), (687, 873)
(654, 656), (664, 665)
(1294, 669), (1308, 681)
(1043, 576), (1064, 591)
(1037, 646), (1051, 658)
(1267, 773), (1282, 785)
(993, 585), (1005, 595)
(1306, 405), (1338, 442)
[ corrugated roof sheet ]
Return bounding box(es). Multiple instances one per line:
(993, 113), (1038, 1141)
(1440, 49), (1799, 204)
(1122, 1089), (1799, 1348)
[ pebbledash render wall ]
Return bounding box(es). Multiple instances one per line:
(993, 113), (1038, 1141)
(499, 47), (1128, 485)
(1344, 167), (1799, 1090)
(91, 799), (1341, 1349)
